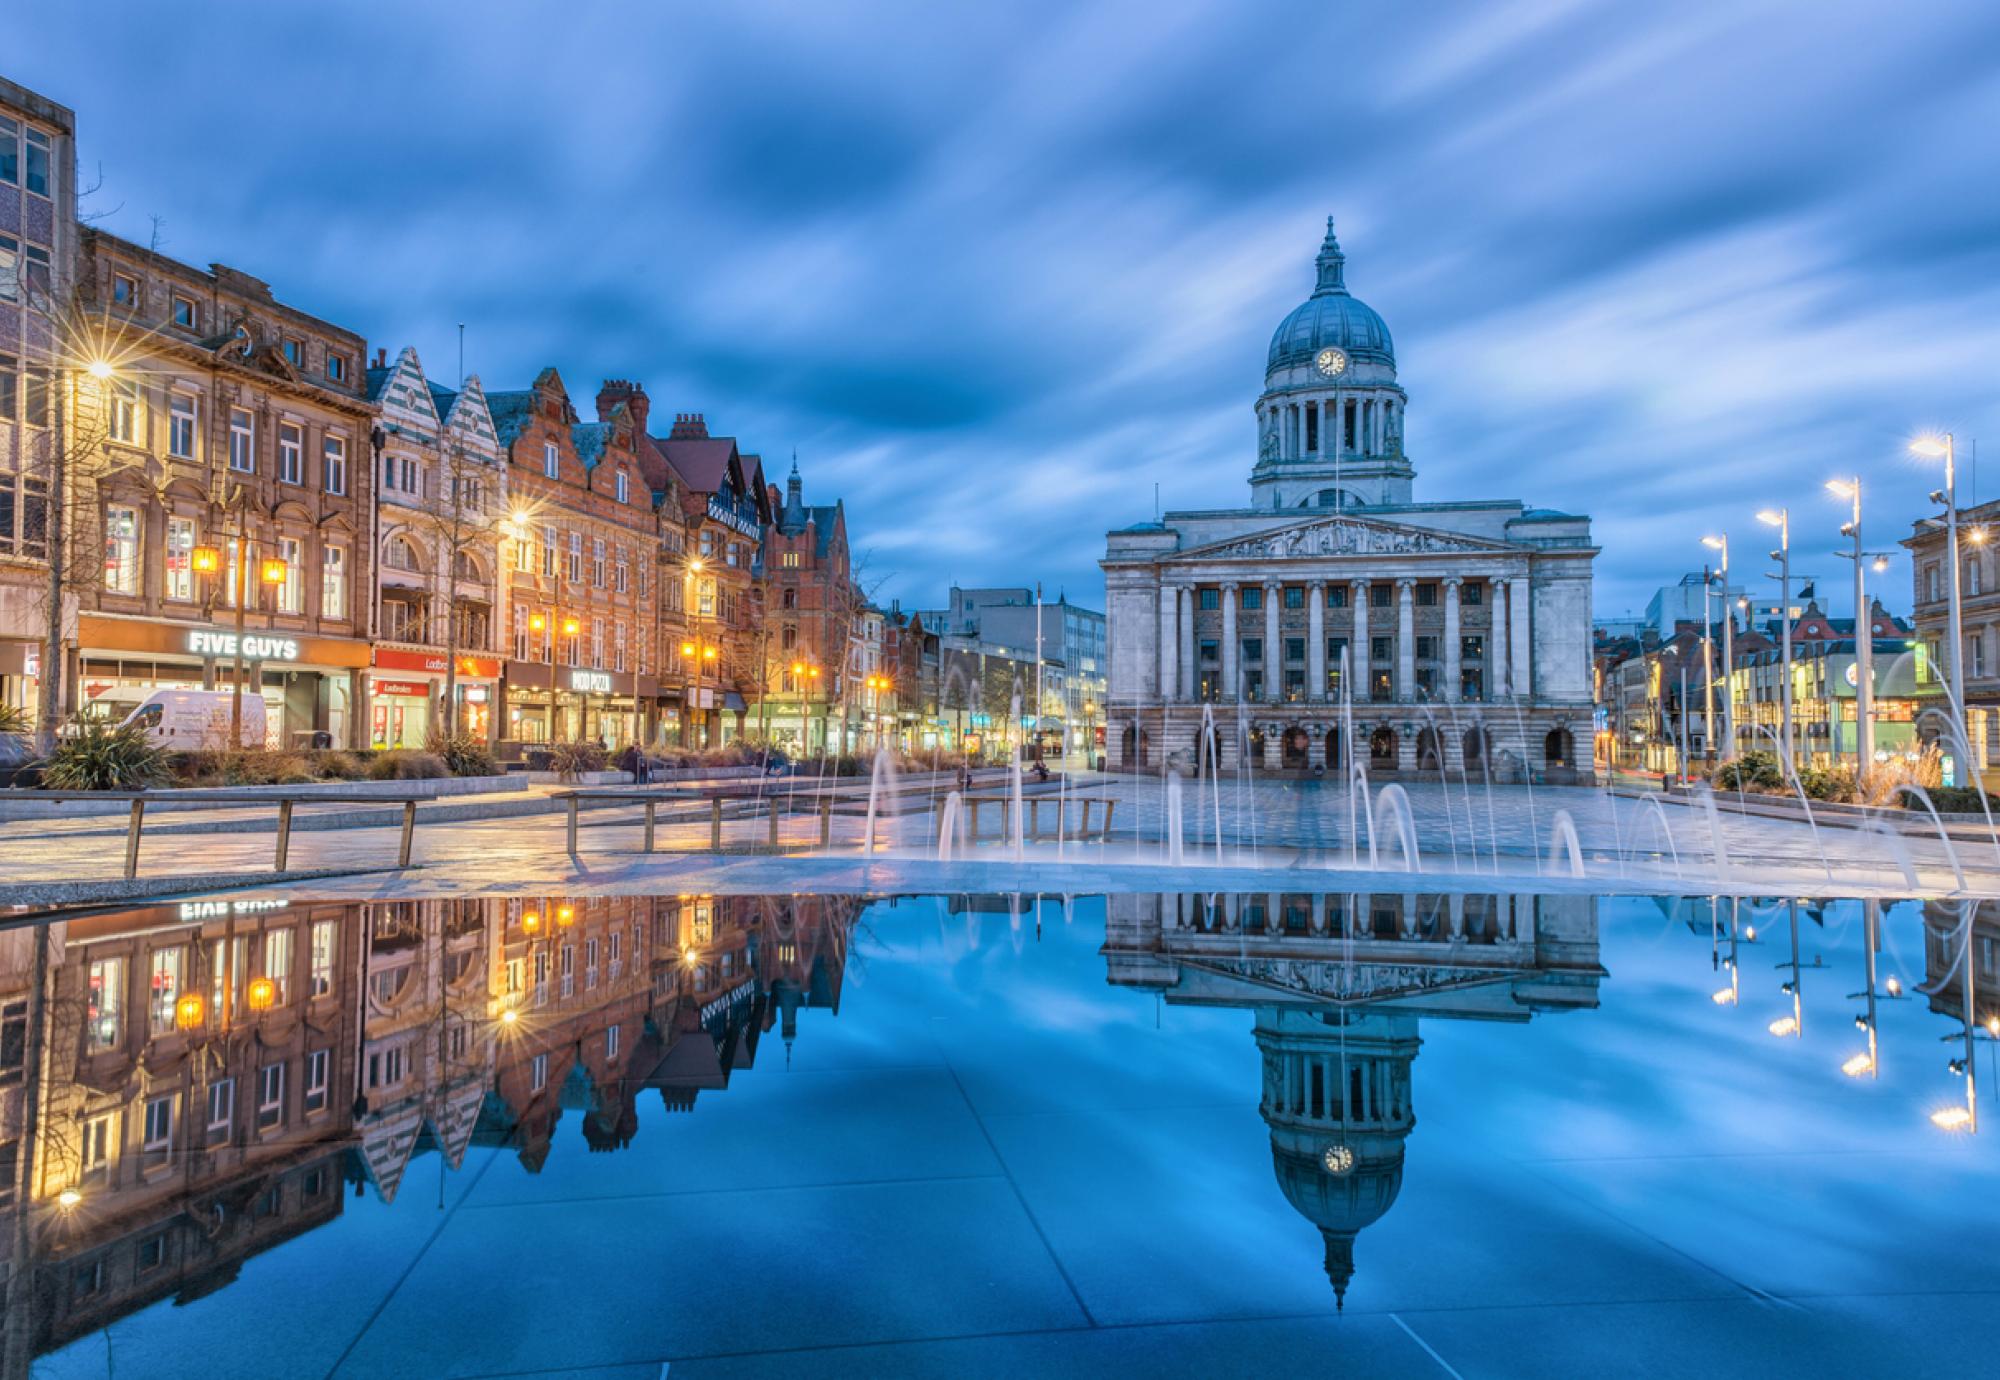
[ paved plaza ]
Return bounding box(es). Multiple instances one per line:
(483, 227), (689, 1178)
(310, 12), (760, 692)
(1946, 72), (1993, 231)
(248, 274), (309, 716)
(7, 775), (1997, 905)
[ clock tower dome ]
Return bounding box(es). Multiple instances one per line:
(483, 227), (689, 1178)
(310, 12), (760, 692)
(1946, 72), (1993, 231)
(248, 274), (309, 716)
(1251, 219), (1412, 512)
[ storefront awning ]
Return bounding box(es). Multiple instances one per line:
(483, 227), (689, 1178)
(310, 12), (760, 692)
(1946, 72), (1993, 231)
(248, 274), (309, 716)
(722, 691), (748, 712)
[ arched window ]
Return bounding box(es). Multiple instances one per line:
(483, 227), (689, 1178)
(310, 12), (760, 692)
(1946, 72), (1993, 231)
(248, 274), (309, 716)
(452, 550), (482, 582)
(382, 535), (423, 573)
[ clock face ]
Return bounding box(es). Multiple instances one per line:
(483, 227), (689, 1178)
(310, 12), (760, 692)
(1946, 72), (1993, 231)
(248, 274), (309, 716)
(1315, 347), (1348, 378)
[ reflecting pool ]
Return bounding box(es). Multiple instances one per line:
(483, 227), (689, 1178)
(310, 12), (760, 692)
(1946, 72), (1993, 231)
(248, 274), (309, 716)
(5, 891), (1998, 1378)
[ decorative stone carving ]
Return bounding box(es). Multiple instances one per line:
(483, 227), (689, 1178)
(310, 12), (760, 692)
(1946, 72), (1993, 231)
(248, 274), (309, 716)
(1189, 518), (1506, 562)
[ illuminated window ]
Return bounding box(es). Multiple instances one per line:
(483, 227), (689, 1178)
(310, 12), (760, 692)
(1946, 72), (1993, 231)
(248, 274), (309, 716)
(108, 377), (137, 443)
(102, 504), (139, 595)
(322, 544), (347, 619)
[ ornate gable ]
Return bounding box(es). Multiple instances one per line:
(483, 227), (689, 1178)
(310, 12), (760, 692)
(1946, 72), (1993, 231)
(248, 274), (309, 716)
(1174, 514), (1517, 563)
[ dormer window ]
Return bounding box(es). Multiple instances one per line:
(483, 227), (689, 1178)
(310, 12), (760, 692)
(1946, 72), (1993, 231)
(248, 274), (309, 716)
(542, 442), (558, 479)
(282, 337), (303, 366)
(327, 352), (347, 383)
(111, 273), (138, 308)
(615, 471), (628, 503)
(172, 295), (197, 329)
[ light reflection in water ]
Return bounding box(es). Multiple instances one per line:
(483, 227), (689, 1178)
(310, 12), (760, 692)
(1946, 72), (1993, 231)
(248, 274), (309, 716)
(0, 889), (1992, 1369)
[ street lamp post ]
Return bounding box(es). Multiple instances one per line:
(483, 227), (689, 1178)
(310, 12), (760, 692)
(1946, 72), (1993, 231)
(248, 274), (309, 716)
(1702, 534), (1733, 762)
(230, 541), (288, 750)
(1912, 435), (1967, 757)
(1757, 508), (1794, 765)
(1827, 478), (1888, 779)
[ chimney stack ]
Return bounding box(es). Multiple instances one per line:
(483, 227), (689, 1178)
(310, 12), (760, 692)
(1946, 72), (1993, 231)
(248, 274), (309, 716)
(668, 412), (708, 440)
(596, 379), (650, 434)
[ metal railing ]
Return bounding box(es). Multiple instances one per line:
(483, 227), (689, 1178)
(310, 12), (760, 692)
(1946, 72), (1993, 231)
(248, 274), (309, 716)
(4, 789), (434, 879)
(551, 789), (835, 856)
(956, 794), (1116, 846)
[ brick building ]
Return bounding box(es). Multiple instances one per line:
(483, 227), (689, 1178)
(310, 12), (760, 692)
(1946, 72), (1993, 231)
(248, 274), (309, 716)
(489, 369), (659, 751)
(653, 413), (771, 746)
(67, 229), (377, 748)
(756, 460), (855, 752)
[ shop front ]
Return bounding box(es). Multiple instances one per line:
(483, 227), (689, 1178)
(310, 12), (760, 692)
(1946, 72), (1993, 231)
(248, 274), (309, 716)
(368, 648), (503, 748)
(0, 580), (43, 720)
(502, 662), (649, 751)
(76, 613), (370, 749)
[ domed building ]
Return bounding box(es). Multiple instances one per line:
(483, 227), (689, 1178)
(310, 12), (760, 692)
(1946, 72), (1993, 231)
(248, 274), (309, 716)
(1101, 890), (1603, 1310)
(1102, 220), (1598, 781)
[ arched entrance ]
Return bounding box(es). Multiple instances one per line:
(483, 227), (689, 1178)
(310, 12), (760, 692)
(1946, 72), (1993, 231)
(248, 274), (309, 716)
(1369, 725), (1397, 771)
(1325, 726), (1343, 772)
(1247, 725), (1267, 767)
(1415, 727), (1442, 771)
(1544, 726), (1573, 768)
(1281, 726), (1310, 770)
(1462, 725), (1487, 773)
(1122, 723), (1150, 769)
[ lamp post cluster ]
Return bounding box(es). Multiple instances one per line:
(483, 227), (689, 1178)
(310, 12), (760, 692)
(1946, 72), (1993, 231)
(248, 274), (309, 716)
(1703, 434), (1949, 779)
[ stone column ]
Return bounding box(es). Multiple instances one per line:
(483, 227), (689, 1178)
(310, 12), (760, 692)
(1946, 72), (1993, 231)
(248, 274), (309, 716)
(1157, 584), (1177, 702)
(1308, 581), (1327, 700)
(1352, 580), (1370, 701)
(1221, 583), (1239, 702)
(1396, 578), (1415, 703)
(1510, 575), (1532, 701)
(1443, 576), (1462, 704)
(1177, 587), (1195, 702)
(1490, 580), (1509, 698)
(1264, 582), (1282, 705)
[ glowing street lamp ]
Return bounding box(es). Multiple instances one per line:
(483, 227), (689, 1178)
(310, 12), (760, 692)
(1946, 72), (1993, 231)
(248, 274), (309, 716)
(246, 976), (277, 1011)
(57, 1189), (82, 1210)
(1702, 534), (1733, 761)
(1826, 478), (1879, 774)
(85, 358), (114, 380)
(174, 992), (207, 1030)
(259, 557), (288, 588)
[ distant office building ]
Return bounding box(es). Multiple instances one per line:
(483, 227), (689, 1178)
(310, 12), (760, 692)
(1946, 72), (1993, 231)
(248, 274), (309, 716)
(1641, 572), (1745, 641)
(917, 584), (1106, 755)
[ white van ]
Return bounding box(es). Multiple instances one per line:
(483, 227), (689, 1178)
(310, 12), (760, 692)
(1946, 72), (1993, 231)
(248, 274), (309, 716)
(118, 690), (268, 750)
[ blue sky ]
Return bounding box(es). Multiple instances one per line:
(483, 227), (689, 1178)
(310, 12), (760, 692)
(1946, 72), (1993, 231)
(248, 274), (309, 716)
(17, 2), (2000, 617)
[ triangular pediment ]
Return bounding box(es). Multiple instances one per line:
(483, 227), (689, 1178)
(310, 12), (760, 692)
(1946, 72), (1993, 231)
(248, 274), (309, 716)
(1174, 514), (1519, 563)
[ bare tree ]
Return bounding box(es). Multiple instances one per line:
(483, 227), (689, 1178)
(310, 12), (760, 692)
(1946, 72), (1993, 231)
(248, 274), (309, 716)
(19, 281), (169, 753)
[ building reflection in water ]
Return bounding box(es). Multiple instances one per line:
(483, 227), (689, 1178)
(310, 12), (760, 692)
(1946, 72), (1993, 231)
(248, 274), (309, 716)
(0, 894), (857, 1366)
(1104, 891), (1603, 1308)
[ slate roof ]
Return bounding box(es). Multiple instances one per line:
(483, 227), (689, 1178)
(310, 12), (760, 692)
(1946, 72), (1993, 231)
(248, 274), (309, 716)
(486, 390), (538, 447)
(572, 422), (610, 467)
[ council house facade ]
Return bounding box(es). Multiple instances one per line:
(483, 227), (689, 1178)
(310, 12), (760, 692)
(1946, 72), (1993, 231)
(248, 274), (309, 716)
(1102, 221), (1597, 782)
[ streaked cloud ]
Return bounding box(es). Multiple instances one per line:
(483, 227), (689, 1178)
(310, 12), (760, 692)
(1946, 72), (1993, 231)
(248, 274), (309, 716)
(16, 0), (2000, 614)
